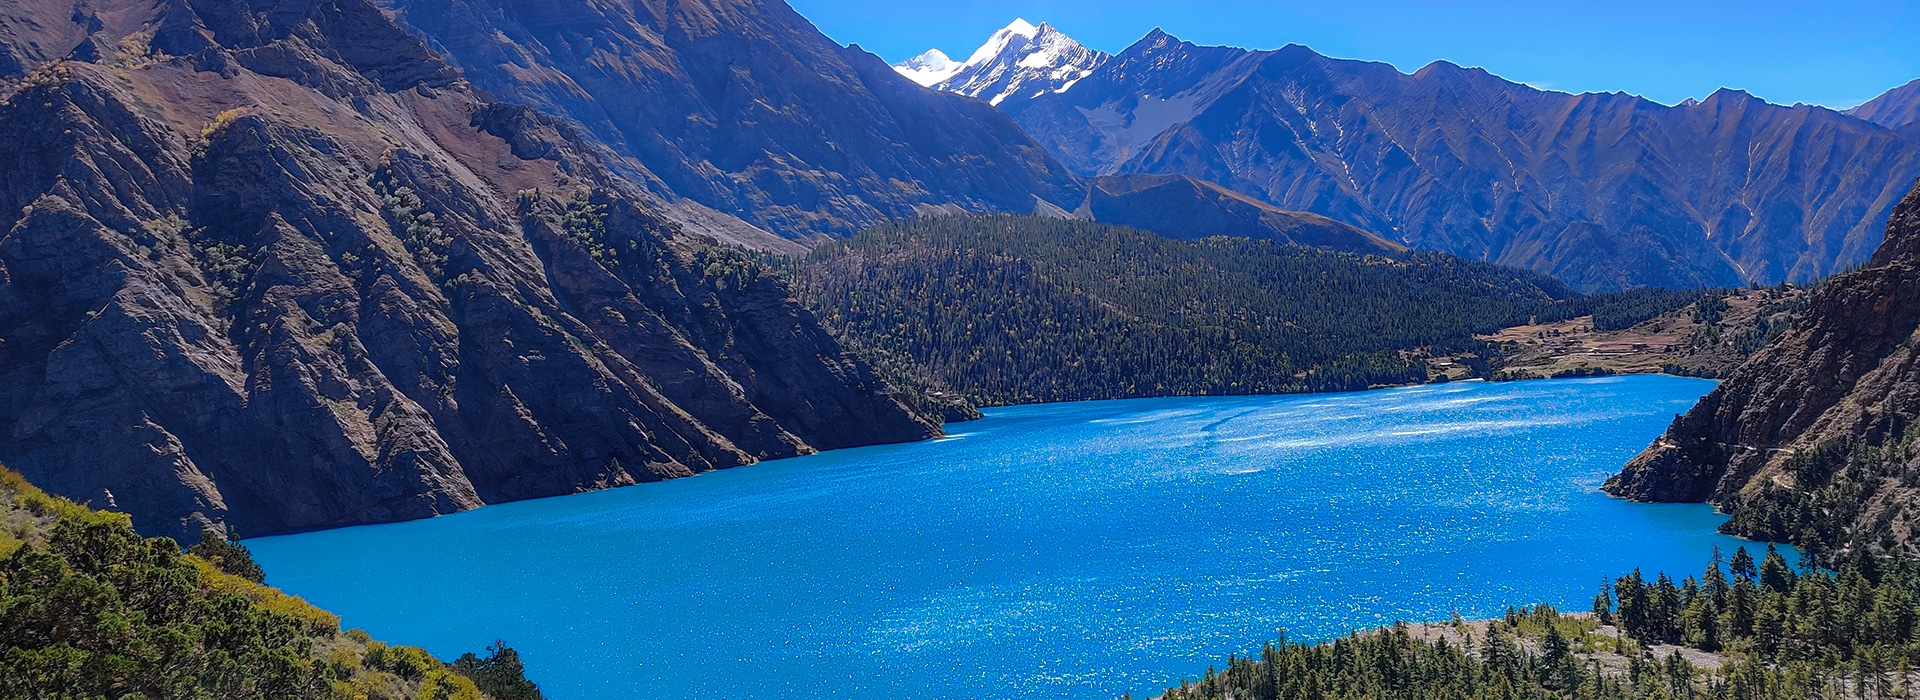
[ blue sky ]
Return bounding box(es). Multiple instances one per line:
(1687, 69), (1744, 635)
(789, 0), (1920, 109)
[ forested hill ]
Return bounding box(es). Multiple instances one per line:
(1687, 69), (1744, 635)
(0, 467), (542, 698)
(788, 216), (1694, 407)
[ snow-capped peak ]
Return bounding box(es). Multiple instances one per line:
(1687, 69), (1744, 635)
(895, 48), (963, 87)
(964, 18), (1042, 65)
(892, 19), (1111, 106)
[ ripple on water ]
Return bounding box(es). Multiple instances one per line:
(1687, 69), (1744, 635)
(248, 376), (1776, 700)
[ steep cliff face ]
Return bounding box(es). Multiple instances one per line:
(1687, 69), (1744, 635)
(1606, 176), (1920, 558)
(376, 0), (1086, 240)
(0, 0), (934, 540)
(993, 30), (1920, 292)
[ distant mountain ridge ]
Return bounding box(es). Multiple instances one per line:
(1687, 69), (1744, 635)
(382, 2), (1401, 256)
(911, 22), (1920, 291)
(1850, 78), (1920, 131)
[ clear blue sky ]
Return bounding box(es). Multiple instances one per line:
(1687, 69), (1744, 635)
(789, 0), (1920, 108)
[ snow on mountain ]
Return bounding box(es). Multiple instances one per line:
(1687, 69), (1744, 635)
(895, 48), (963, 87)
(891, 19), (1109, 106)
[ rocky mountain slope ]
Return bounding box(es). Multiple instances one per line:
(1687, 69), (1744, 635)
(1074, 174), (1404, 253)
(933, 25), (1920, 292)
(1850, 78), (1920, 131)
(892, 19), (1107, 107)
(377, 0), (1086, 241)
(0, 0), (935, 541)
(1605, 176), (1920, 560)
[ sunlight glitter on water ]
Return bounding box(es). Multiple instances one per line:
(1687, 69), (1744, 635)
(251, 376), (1772, 700)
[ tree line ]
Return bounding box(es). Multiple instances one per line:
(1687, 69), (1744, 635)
(1162, 544), (1920, 700)
(784, 215), (1713, 408)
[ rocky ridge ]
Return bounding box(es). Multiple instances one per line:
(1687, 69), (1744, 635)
(1605, 176), (1920, 558)
(378, 0), (1088, 241)
(1849, 78), (1920, 131)
(974, 27), (1920, 292)
(1073, 174), (1405, 253)
(0, 0), (935, 540)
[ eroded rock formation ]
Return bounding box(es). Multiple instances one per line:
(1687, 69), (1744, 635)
(0, 0), (935, 540)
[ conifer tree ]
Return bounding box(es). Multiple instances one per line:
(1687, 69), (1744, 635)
(1652, 573), (1682, 642)
(1760, 544), (1795, 593)
(1730, 546), (1756, 581)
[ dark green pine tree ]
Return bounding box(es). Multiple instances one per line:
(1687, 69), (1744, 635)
(1869, 584), (1916, 645)
(1651, 573), (1682, 642)
(1721, 577), (1757, 639)
(1702, 559), (1729, 607)
(1760, 543), (1796, 593)
(1538, 624), (1581, 690)
(1615, 570), (1650, 639)
(1730, 545), (1756, 581)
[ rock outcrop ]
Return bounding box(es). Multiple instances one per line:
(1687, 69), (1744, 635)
(1606, 176), (1920, 558)
(0, 0), (935, 540)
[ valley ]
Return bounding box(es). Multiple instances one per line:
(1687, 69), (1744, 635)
(0, 0), (1914, 698)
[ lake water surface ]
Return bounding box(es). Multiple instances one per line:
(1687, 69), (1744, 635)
(250, 376), (1770, 699)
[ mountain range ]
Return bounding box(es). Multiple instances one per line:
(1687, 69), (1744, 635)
(0, 0), (1469, 542)
(899, 22), (1920, 291)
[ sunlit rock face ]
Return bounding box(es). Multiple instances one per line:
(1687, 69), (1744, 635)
(1609, 177), (1920, 558)
(976, 26), (1920, 292)
(0, 0), (936, 540)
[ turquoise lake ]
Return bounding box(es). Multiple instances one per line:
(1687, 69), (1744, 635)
(249, 375), (1774, 699)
